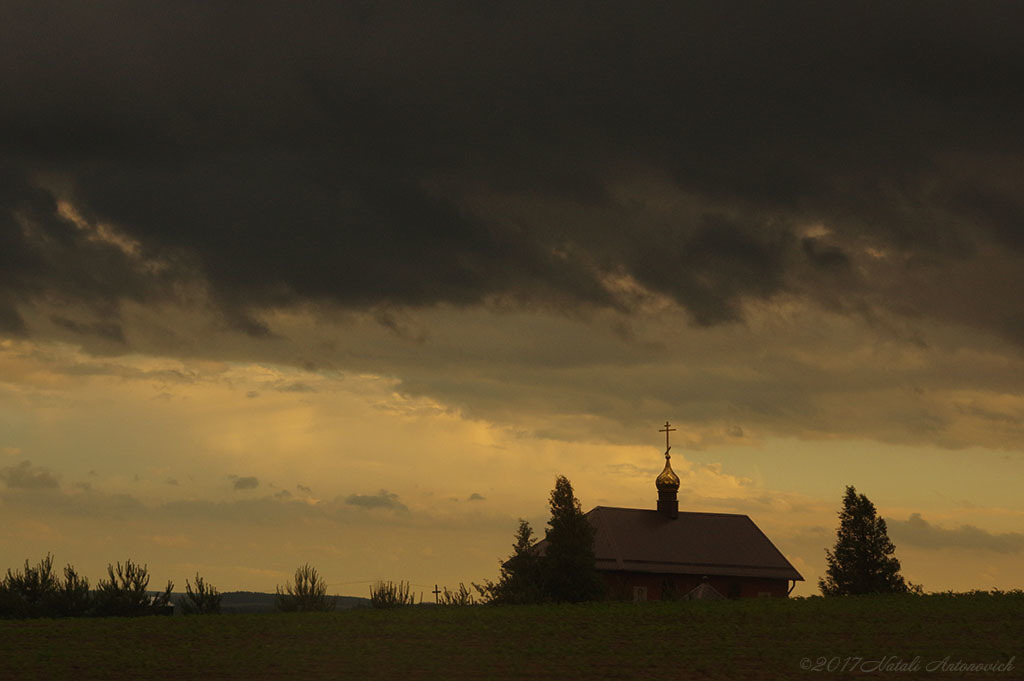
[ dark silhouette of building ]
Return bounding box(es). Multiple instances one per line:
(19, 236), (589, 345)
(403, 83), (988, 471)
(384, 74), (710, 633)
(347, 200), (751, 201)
(545, 422), (803, 600)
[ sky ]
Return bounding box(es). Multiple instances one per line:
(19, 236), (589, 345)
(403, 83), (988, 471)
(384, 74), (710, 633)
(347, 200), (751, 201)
(2, 1), (1023, 598)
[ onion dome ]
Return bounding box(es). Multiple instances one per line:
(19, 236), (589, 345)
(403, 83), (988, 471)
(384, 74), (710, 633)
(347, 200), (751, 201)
(656, 454), (680, 491)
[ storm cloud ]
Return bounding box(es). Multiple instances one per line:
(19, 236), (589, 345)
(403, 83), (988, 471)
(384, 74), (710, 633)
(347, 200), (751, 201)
(2, 1), (1023, 342)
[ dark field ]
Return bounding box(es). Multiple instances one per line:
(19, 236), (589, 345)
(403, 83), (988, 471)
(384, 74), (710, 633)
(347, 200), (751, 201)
(1, 593), (1020, 681)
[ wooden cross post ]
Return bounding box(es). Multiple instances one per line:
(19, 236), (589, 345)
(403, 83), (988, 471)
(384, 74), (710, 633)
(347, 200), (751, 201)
(433, 584), (441, 604)
(659, 421), (676, 457)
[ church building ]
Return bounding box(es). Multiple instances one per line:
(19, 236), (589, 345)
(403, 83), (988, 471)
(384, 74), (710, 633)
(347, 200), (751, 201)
(585, 422), (803, 600)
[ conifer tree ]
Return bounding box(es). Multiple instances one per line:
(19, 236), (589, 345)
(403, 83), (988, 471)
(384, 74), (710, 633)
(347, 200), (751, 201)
(476, 519), (544, 604)
(543, 475), (603, 602)
(820, 486), (909, 595)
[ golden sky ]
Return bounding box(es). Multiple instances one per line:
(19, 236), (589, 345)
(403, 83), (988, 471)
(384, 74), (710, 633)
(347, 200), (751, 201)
(2, 2), (1023, 598)
(3, 295), (1022, 597)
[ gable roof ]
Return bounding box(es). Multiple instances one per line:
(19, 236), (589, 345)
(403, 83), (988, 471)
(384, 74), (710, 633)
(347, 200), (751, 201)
(583, 506), (803, 581)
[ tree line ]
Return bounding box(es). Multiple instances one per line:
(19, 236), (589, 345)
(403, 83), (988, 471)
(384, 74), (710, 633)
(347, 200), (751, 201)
(0, 556), (195, 618)
(0, 558), (346, 618)
(3, 479), (924, 618)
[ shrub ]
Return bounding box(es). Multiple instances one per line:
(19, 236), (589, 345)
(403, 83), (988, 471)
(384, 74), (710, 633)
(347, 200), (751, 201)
(275, 564), (335, 612)
(0, 555), (93, 618)
(0, 554), (58, 618)
(178, 573), (222, 615)
(54, 564), (92, 617)
(369, 580), (416, 608)
(438, 583), (476, 606)
(94, 560), (173, 617)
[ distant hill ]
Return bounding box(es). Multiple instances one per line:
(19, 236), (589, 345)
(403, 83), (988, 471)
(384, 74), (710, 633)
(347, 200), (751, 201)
(167, 591), (370, 614)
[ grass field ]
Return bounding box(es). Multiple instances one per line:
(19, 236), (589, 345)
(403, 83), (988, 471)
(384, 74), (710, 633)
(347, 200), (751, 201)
(1, 593), (1020, 680)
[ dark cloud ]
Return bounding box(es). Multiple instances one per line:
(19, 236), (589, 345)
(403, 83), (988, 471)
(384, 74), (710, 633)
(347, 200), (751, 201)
(888, 513), (1024, 554)
(0, 460), (59, 490)
(49, 316), (126, 344)
(0, 165), (177, 335)
(0, 298), (26, 336)
(467, 493), (485, 502)
(2, 1), (1023, 341)
(345, 489), (408, 512)
(231, 476), (260, 491)
(801, 238), (851, 272)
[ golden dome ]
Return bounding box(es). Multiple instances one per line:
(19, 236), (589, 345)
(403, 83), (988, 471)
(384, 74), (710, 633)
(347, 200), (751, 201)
(656, 455), (680, 491)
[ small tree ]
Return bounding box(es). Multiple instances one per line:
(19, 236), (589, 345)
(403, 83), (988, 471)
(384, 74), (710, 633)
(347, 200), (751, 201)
(543, 475), (603, 602)
(178, 573), (222, 615)
(0, 556), (93, 618)
(0, 554), (59, 618)
(276, 564), (335, 612)
(54, 564), (92, 617)
(820, 486), (910, 596)
(475, 519), (544, 604)
(94, 559), (173, 616)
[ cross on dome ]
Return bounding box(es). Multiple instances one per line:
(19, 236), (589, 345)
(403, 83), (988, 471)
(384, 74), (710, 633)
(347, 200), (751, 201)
(659, 421), (676, 457)
(655, 420), (681, 496)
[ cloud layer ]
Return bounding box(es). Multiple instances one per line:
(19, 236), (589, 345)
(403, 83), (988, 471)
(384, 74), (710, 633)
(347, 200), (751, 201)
(889, 513), (1024, 555)
(3, 3), (1024, 597)
(2, 1), (1023, 346)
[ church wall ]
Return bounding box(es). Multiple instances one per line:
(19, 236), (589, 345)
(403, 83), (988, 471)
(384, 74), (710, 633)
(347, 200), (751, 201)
(600, 570), (791, 601)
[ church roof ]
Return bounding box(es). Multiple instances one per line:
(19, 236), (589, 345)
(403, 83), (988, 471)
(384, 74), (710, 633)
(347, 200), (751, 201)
(583, 506), (804, 581)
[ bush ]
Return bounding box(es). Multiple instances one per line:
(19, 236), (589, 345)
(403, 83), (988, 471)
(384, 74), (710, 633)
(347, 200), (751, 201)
(54, 564), (92, 617)
(276, 564), (335, 612)
(0, 555), (93, 618)
(438, 583), (476, 606)
(0, 554), (58, 618)
(94, 560), (173, 617)
(178, 573), (222, 615)
(369, 580), (416, 608)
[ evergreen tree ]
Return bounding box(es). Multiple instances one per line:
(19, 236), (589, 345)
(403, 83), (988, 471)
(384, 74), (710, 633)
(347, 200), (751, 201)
(475, 519), (544, 604)
(820, 486), (909, 596)
(543, 475), (603, 602)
